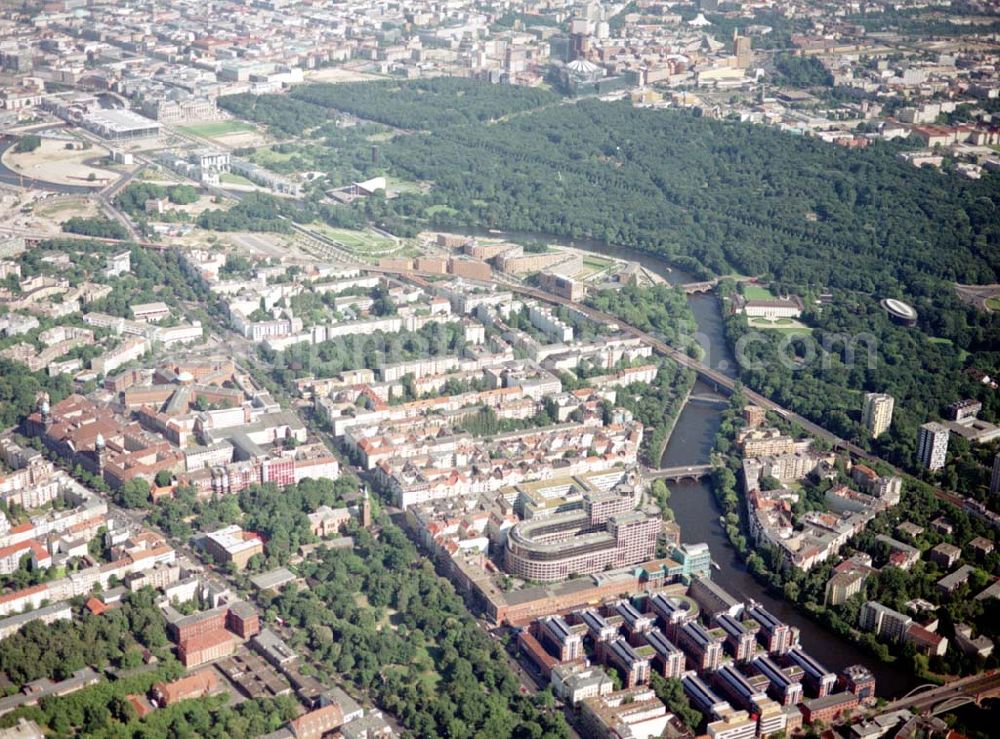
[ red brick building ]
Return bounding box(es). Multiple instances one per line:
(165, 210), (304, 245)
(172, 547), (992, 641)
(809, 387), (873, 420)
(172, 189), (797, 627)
(178, 629), (236, 668)
(226, 601), (261, 639)
(800, 691), (859, 725)
(288, 704), (345, 738)
(518, 631), (559, 679)
(170, 606), (228, 644)
(152, 669), (218, 706)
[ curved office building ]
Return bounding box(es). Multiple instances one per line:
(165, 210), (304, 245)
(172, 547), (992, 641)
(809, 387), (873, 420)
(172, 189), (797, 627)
(505, 507), (659, 582)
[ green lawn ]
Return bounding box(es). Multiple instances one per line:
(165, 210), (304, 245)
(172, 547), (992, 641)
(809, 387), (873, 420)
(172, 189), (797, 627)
(313, 224), (397, 254)
(249, 147), (298, 167)
(180, 120), (256, 138)
(762, 326), (813, 335)
(576, 254), (615, 279)
(219, 172), (256, 186)
(386, 176), (425, 194)
(583, 256), (614, 270)
(986, 296), (1000, 311)
(742, 284), (775, 300)
(748, 317), (812, 335)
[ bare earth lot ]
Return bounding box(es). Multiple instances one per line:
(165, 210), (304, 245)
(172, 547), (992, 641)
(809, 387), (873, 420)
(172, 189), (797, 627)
(3, 139), (119, 188)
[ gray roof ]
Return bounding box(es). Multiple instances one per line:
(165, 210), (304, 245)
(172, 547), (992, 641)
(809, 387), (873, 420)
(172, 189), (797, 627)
(250, 567), (297, 591)
(251, 628), (297, 664)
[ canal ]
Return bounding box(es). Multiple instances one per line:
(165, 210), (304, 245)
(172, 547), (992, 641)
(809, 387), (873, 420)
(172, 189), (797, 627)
(470, 228), (919, 697)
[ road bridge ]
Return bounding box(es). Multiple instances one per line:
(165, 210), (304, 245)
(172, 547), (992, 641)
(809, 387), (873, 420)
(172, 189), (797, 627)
(646, 464), (714, 483)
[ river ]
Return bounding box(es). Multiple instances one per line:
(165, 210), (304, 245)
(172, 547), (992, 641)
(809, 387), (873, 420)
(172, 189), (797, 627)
(469, 228), (919, 697)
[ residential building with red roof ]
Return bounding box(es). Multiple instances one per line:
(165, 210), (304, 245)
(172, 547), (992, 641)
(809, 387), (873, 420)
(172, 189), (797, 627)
(152, 669), (218, 706)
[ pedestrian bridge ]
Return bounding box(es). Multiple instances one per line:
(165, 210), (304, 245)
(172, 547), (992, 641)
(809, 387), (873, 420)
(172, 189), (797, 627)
(647, 464), (714, 483)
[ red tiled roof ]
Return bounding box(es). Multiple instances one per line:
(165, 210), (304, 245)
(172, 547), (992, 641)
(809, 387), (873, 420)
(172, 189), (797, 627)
(0, 583), (46, 605)
(179, 628), (234, 653)
(126, 694), (153, 718)
(153, 669), (218, 705)
(288, 704), (345, 738)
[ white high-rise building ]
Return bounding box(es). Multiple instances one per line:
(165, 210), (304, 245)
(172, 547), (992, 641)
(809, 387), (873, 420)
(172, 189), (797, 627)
(862, 393), (894, 438)
(917, 422), (949, 471)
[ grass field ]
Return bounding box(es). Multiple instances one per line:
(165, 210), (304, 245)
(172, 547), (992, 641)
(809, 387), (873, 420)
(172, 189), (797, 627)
(987, 297), (1000, 311)
(576, 254), (615, 279)
(386, 176), (425, 194)
(583, 256), (614, 270)
(743, 284), (775, 300)
(34, 196), (98, 220)
(219, 172), (256, 187)
(180, 120), (256, 138)
(248, 147), (297, 168)
(313, 224), (397, 254)
(748, 317), (812, 335)
(763, 327), (814, 335)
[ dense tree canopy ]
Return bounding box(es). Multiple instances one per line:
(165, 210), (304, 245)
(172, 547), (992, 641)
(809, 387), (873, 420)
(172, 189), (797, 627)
(720, 279), (1000, 499)
(115, 182), (201, 217)
(290, 78), (559, 130)
(774, 55), (834, 87)
(369, 100), (998, 294)
(265, 516), (570, 738)
(218, 93), (332, 137)
(0, 590), (167, 687)
(62, 216), (128, 240)
(197, 192), (301, 233)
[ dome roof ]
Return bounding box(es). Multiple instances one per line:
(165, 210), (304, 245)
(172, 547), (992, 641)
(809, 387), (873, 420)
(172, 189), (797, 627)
(881, 298), (917, 320)
(567, 59), (601, 75)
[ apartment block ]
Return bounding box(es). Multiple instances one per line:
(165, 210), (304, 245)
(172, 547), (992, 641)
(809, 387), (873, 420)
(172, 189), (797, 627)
(862, 393), (894, 438)
(916, 422), (949, 471)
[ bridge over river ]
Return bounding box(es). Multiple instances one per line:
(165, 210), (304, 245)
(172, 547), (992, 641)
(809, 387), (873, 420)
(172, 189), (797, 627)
(646, 464), (714, 483)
